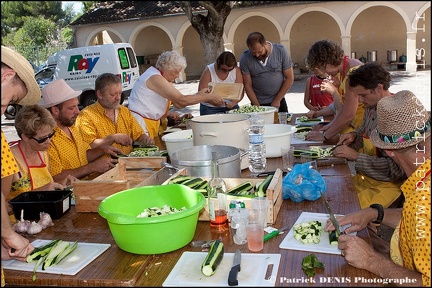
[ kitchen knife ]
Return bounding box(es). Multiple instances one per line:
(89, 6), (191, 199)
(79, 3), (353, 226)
(228, 249), (241, 286)
(319, 191), (345, 235)
(263, 225), (290, 242)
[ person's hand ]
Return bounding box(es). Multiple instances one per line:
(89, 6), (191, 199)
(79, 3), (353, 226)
(1, 233), (34, 261)
(305, 130), (325, 142)
(91, 157), (118, 174)
(111, 133), (133, 146)
(100, 145), (123, 158)
(324, 209), (376, 234)
(167, 111), (182, 122)
(332, 145), (359, 161)
(225, 100), (239, 110)
(320, 79), (338, 95)
(338, 132), (355, 145)
(61, 175), (79, 187)
(338, 234), (384, 269)
(137, 134), (155, 145)
(307, 110), (318, 119)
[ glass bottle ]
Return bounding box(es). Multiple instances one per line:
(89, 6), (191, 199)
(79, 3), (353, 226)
(208, 151), (228, 232)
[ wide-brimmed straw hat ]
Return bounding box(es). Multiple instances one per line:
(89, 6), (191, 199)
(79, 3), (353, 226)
(40, 79), (82, 108)
(370, 90), (431, 150)
(1, 46), (41, 106)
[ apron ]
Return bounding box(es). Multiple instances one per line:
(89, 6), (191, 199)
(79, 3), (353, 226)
(131, 101), (171, 139)
(353, 136), (402, 209)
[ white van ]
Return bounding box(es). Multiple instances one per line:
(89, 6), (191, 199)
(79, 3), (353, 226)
(35, 43), (140, 107)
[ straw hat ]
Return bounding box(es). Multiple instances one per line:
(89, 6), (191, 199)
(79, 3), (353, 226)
(370, 90), (431, 150)
(1, 46), (41, 106)
(40, 79), (82, 108)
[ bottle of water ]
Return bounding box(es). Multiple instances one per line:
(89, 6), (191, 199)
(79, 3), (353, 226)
(248, 115), (266, 174)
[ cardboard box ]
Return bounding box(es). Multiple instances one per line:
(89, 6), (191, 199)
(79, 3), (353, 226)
(163, 169), (283, 224)
(73, 156), (167, 212)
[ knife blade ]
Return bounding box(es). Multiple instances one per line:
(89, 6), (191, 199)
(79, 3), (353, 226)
(319, 191), (345, 235)
(228, 249), (241, 286)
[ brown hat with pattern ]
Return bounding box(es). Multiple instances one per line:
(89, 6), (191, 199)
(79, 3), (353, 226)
(1, 46), (41, 105)
(371, 90), (431, 150)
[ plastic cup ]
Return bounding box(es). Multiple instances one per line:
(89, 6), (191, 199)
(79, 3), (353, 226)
(246, 209), (264, 252)
(278, 112), (288, 124)
(300, 152), (317, 170)
(281, 147), (295, 172)
(251, 197), (270, 228)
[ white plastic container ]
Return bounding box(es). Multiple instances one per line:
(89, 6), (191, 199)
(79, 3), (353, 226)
(161, 129), (194, 157)
(228, 106), (277, 124)
(263, 124), (297, 158)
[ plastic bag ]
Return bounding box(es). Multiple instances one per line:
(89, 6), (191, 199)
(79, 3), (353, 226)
(282, 162), (326, 202)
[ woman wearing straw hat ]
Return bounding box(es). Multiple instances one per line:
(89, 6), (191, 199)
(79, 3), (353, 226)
(1, 45), (40, 285)
(325, 90), (430, 286)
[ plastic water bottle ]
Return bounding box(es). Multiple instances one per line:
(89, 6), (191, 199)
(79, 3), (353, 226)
(248, 115), (266, 174)
(229, 200), (248, 245)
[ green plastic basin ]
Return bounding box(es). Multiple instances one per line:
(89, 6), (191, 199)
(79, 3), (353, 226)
(98, 184), (205, 254)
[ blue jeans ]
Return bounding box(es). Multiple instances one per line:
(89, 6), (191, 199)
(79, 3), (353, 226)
(200, 104), (239, 115)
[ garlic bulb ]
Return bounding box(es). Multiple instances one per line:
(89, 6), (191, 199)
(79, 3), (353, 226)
(27, 221), (43, 235)
(38, 212), (54, 229)
(13, 209), (31, 233)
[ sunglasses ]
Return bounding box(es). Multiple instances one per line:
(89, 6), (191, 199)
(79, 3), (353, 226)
(31, 131), (56, 143)
(219, 66), (235, 73)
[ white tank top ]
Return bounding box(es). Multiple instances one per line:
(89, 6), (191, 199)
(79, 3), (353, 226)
(203, 63), (237, 107)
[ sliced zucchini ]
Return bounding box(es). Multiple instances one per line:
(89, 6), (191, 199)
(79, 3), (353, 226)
(201, 239), (224, 277)
(329, 230), (339, 245)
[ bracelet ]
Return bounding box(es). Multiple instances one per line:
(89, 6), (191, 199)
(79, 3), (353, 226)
(323, 132), (328, 141)
(370, 204), (384, 224)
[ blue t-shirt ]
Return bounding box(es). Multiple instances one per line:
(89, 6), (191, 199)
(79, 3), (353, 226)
(240, 43), (292, 104)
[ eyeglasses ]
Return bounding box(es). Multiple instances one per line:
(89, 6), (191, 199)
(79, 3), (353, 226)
(31, 131), (56, 143)
(220, 67), (235, 73)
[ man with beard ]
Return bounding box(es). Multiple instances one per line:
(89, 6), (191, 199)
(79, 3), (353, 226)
(40, 79), (122, 180)
(75, 73), (154, 156)
(239, 32), (294, 112)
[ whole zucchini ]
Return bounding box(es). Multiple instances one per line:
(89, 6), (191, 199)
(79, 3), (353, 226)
(201, 239), (224, 276)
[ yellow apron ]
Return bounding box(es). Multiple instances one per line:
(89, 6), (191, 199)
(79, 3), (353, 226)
(134, 101), (171, 139)
(353, 136), (402, 209)
(390, 221), (403, 266)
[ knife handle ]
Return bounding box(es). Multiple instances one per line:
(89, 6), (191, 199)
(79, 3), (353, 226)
(263, 230), (280, 242)
(228, 264), (240, 286)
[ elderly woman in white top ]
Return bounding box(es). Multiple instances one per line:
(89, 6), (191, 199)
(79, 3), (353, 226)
(128, 50), (224, 139)
(198, 51), (244, 115)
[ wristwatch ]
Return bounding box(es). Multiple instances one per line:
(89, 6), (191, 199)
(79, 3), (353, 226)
(370, 204), (384, 224)
(323, 132), (329, 141)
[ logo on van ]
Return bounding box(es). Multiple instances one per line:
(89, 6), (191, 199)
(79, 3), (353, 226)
(68, 55), (100, 73)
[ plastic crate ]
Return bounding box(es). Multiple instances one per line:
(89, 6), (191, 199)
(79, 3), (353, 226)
(9, 190), (72, 220)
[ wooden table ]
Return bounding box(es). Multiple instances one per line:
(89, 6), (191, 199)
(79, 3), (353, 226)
(3, 114), (385, 287)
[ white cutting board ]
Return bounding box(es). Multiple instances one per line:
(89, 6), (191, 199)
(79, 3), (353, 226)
(279, 212), (355, 255)
(163, 252), (281, 287)
(2, 239), (111, 275)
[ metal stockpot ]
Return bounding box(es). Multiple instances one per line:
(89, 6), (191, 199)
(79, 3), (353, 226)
(387, 50), (398, 62)
(367, 51), (377, 62)
(190, 114), (250, 169)
(170, 145), (242, 178)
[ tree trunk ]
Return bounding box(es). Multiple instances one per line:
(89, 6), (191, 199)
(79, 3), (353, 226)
(181, 1), (234, 65)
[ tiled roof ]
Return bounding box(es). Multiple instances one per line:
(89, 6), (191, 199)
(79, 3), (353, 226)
(70, 1), (319, 26)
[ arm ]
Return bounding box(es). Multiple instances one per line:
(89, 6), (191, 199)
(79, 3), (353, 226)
(321, 83), (358, 139)
(271, 67), (294, 108)
(1, 191), (34, 261)
(303, 77), (316, 111)
(52, 157), (117, 181)
(198, 67), (211, 91)
(89, 134), (133, 149)
(147, 74), (224, 109)
(242, 73), (260, 106)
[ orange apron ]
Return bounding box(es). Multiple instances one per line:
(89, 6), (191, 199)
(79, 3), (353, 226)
(353, 136), (402, 209)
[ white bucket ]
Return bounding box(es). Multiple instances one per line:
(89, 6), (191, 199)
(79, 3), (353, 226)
(161, 129), (194, 157)
(263, 124), (297, 158)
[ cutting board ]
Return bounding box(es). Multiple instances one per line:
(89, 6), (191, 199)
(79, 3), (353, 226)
(163, 252), (281, 287)
(279, 212), (355, 255)
(2, 239), (111, 275)
(294, 116), (324, 126)
(208, 82), (244, 100)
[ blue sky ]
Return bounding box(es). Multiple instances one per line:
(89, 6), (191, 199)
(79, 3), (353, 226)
(62, 1), (83, 13)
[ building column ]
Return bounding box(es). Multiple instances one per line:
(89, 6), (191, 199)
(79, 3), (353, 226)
(341, 36), (351, 57)
(224, 42), (234, 52)
(405, 32), (418, 73)
(280, 39), (290, 55)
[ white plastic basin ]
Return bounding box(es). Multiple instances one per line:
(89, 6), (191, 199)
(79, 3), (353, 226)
(161, 129), (194, 157)
(263, 124), (297, 158)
